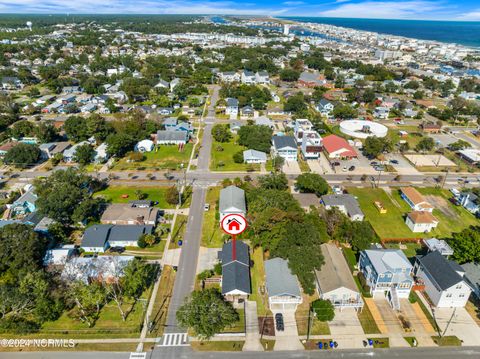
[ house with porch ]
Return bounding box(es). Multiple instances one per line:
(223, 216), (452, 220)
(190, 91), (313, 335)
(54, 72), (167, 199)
(272, 136), (298, 162)
(219, 240), (251, 304)
(400, 187), (434, 212)
(265, 258), (303, 311)
(359, 249), (413, 309)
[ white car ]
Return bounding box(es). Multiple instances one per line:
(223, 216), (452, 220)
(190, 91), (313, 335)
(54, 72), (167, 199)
(204, 204), (210, 211)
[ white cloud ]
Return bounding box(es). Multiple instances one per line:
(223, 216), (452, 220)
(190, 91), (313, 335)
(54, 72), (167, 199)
(456, 9), (480, 21)
(0, 0), (285, 14)
(319, 1), (450, 20)
(282, 1), (305, 5)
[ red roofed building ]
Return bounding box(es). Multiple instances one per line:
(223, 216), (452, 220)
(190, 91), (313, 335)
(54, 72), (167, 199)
(322, 135), (357, 159)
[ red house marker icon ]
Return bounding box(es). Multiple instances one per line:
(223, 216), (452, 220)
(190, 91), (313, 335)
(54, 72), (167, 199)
(227, 218), (241, 231)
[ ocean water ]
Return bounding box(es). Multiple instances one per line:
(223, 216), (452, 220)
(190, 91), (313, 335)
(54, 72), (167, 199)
(281, 17), (480, 48)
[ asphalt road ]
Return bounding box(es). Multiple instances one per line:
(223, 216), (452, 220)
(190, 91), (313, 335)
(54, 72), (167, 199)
(2, 346), (480, 359)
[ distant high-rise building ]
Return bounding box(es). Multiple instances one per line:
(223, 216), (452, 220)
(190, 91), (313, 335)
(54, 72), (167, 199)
(283, 24), (290, 35)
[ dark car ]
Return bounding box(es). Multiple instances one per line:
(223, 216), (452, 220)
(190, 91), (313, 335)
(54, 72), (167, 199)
(348, 165), (355, 171)
(390, 159), (399, 164)
(332, 161), (340, 166)
(109, 246), (125, 254)
(370, 161), (378, 166)
(275, 313), (284, 331)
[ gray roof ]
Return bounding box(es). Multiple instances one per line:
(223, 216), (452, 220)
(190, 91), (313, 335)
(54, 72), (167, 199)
(219, 240), (249, 266)
(417, 251), (465, 291)
(109, 225), (153, 242)
(219, 185), (246, 213)
(316, 244), (359, 294)
(156, 130), (188, 142)
(13, 188), (37, 206)
(226, 98), (238, 107)
(462, 262), (480, 298)
(243, 149), (267, 161)
(364, 249), (412, 277)
(222, 261), (251, 295)
(272, 136), (297, 150)
(321, 194), (364, 218)
(265, 258), (301, 298)
(81, 224), (112, 248)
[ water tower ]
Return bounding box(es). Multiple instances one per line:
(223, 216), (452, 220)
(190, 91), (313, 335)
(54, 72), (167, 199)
(26, 21), (32, 31)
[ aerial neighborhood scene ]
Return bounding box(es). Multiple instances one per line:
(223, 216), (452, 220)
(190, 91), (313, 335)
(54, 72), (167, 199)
(0, 2), (480, 359)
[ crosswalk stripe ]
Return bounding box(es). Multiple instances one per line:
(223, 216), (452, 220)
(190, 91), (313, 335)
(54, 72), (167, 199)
(157, 333), (190, 347)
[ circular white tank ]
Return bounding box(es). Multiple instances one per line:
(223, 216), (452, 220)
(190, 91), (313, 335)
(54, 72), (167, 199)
(339, 120), (388, 139)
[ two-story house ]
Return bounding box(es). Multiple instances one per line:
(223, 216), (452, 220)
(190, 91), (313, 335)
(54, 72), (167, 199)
(359, 249), (413, 309)
(225, 98), (239, 117)
(241, 70), (256, 84)
(293, 119), (313, 144)
(301, 131), (322, 159)
(316, 99), (334, 116)
(414, 251), (472, 308)
(272, 136), (298, 162)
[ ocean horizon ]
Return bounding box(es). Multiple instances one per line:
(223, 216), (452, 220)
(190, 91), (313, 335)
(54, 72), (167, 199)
(280, 17), (480, 48)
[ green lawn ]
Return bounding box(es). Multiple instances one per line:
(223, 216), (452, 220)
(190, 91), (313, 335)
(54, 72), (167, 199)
(201, 187), (225, 248)
(170, 214), (188, 249)
(221, 309), (245, 333)
(348, 187), (480, 240)
(343, 247), (358, 272)
(432, 336), (462, 346)
(250, 247), (271, 317)
(94, 186), (176, 209)
(113, 143), (193, 171)
(384, 242), (424, 258)
(296, 293), (331, 336)
(191, 341), (244, 351)
(369, 337), (390, 348)
(210, 137), (261, 172)
(358, 303), (381, 334)
(147, 265), (176, 338)
(404, 337), (417, 347)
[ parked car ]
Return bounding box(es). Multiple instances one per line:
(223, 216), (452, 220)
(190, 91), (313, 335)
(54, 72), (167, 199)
(109, 246), (125, 254)
(342, 166), (348, 172)
(332, 161), (340, 166)
(348, 165), (355, 171)
(204, 203), (210, 211)
(390, 159), (399, 164)
(370, 161), (378, 166)
(275, 313), (284, 331)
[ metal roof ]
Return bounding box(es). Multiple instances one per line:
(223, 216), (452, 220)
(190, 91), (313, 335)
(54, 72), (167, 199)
(265, 258), (301, 298)
(219, 185), (246, 214)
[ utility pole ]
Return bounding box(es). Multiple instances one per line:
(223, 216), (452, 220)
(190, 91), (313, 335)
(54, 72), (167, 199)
(376, 168), (383, 188)
(442, 308), (457, 337)
(441, 168), (449, 189)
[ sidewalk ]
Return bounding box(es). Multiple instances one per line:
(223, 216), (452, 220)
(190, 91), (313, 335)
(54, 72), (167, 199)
(243, 301), (264, 351)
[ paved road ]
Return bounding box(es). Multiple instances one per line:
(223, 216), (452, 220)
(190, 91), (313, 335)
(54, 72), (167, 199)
(2, 347), (480, 359)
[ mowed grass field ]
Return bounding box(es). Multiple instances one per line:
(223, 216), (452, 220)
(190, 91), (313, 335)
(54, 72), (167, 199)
(210, 137), (261, 172)
(113, 143), (193, 171)
(201, 186), (225, 248)
(348, 187), (479, 239)
(94, 186), (176, 209)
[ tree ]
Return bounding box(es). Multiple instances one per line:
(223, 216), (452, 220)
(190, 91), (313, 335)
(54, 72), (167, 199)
(122, 260), (156, 301)
(272, 155), (284, 172)
(4, 143), (41, 168)
(258, 172), (288, 190)
(448, 226), (480, 264)
(295, 173), (329, 196)
(279, 69), (300, 82)
(73, 144), (94, 165)
(312, 299), (335, 322)
(176, 288), (239, 339)
(211, 124), (231, 143)
(332, 104), (358, 119)
(449, 140), (471, 151)
(35, 122), (58, 143)
(233, 150), (244, 164)
(165, 186), (179, 205)
(68, 281), (106, 328)
(237, 125), (272, 153)
(105, 133), (136, 157)
(363, 137), (392, 158)
(415, 137), (435, 153)
(64, 116), (89, 142)
(284, 93), (307, 116)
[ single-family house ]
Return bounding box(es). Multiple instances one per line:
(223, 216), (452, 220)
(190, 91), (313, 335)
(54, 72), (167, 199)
(272, 136), (298, 162)
(43, 245), (76, 266)
(405, 211), (439, 233)
(316, 99), (334, 116)
(298, 71), (327, 88)
(360, 249), (413, 309)
(400, 187), (434, 212)
(243, 149), (267, 164)
(94, 143), (109, 164)
(225, 98), (239, 116)
(322, 135), (357, 159)
(301, 131), (322, 159)
(108, 225), (154, 247)
(10, 187), (37, 217)
(39, 141), (71, 159)
(462, 262), (480, 299)
(265, 258), (303, 310)
(414, 251), (472, 308)
(240, 105), (254, 118)
(156, 131), (188, 145)
(321, 194), (364, 221)
(63, 141), (90, 163)
(458, 191), (480, 214)
(218, 71), (240, 83)
(315, 244), (364, 311)
(457, 149), (480, 166)
(241, 70), (256, 85)
(255, 116), (274, 129)
(419, 122), (442, 134)
(219, 185), (246, 222)
(293, 119), (314, 144)
(81, 224), (112, 253)
(423, 238), (454, 256)
(0, 141), (19, 156)
(374, 106), (390, 119)
(229, 120), (244, 134)
(255, 71), (270, 84)
(61, 256), (134, 284)
(100, 203), (159, 225)
(219, 240), (251, 303)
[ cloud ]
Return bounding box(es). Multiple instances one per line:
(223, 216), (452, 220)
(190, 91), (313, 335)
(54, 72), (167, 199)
(0, 0), (285, 14)
(456, 9), (480, 21)
(282, 1), (305, 5)
(318, 1), (449, 20)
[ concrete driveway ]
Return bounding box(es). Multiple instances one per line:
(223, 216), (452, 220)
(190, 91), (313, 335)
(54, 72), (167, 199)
(306, 159), (324, 174)
(398, 299), (436, 347)
(329, 308), (364, 336)
(243, 301), (263, 351)
(282, 161), (301, 175)
(195, 247), (221, 274)
(434, 307), (480, 346)
(374, 298), (409, 348)
(273, 309), (303, 351)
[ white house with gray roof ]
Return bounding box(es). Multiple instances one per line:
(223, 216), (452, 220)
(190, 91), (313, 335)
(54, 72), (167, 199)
(156, 130), (188, 145)
(414, 251), (472, 308)
(265, 258), (302, 310)
(321, 194), (364, 221)
(271, 136), (297, 162)
(243, 149), (267, 164)
(219, 185), (246, 222)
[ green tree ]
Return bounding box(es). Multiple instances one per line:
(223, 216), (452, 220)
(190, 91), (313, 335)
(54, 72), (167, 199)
(279, 69), (300, 82)
(4, 143), (41, 168)
(73, 144), (94, 166)
(363, 137), (392, 158)
(233, 150), (244, 164)
(165, 186), (179, 205)
(212, 124), (231, 143)
(332, 104), (358, 119)
(448, 140), (471, 151)
(176, 288), (239, 339)
(312, 299), (335, 322)
(68, 281), (107, 328)
(64, 115), (88, 142)
(258, 172), (288, 190)
(415, 137), (435, 153)
(237, 125), (272, 153)
(295, 173), (329, 196)
(105, 133), (136, 157)
(449, 226), (480, 264)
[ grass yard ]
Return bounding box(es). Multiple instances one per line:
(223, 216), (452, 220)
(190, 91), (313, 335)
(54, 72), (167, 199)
(191, 341), (245, 351)
(201, 186), (225, 248)
(295, 293), (331, 336)
(170, 214), (188, 249)
(298, 156), (311, 173)
(94, 186), (176, 209)
(221, 309), (245, 334)
(147, 265), (176, 338)
(384, 242), (424, 258)
(210, 137), (261, 172)
(113, 143), (193, 171)
(348, 187), (479, 240)
(250, 247), (272, 317)
(369, 337), (390, 348)
(343, 246), (358, 272)
(404, 336), (417, 347)
(357, 302), (381, 334)
(260, 339), (275, 351)
(432, 335), (462, 346)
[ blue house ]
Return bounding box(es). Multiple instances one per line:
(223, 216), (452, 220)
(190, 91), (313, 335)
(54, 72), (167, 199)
(458, 192), (479, 214)
(10, 187), (37, 217)
(359, 249), (413, 309)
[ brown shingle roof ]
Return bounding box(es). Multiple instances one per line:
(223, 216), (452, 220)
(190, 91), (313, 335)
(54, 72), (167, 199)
(407, 211), (438, 224)
(400, 187), (433, 208)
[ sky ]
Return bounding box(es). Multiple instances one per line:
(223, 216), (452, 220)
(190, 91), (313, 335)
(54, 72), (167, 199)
(1, 0), (480, 21)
